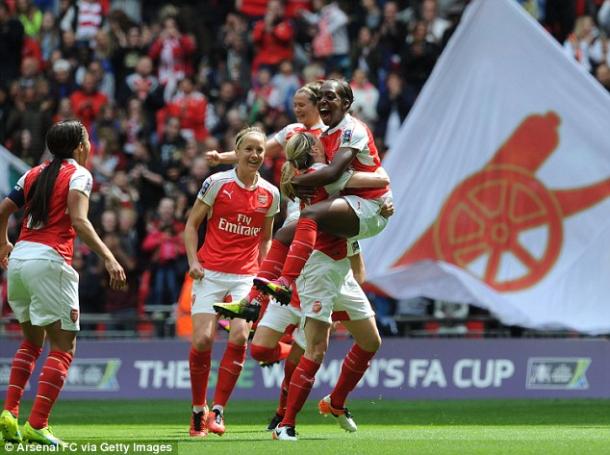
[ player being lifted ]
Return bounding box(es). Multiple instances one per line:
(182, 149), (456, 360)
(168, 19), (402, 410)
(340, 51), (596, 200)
(271, 131), (388, 441)
(0, 120), (126, 446)
(184, 126), (280, 438)
(243, 132), (390, 431)
(255, 78), (392, 305)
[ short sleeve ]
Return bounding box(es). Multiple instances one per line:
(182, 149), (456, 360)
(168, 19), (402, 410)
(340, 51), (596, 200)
(340, 122), (368, 152)
(197, 175), (222, 206)
(273, 124), (293, 148)
(7, 170), (30, 207)
(347, 240), (361, 257)
(69, 167), (93, 197)
(266, 187), (281, 217)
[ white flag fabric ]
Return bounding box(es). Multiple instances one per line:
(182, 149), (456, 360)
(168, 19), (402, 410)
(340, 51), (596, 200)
(363, 0), (610, 334)
(0, 145), (29, 197)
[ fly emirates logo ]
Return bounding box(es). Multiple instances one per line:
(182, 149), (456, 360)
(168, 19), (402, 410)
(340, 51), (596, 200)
(218, 214), (262, 237)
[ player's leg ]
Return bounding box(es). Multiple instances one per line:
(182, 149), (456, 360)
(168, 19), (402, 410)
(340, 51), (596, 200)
(320, 274), (380, 432)
(23, 321), (75, 447)
(250, 302), (302, 429)
(256, 198), (359, 304)
(2, 260), (42, 443)
(269, 331), (304, 431)
(214, 223), (296, 320)
(274, 317), (330, 441)
(1, 323), (44, 443)
(189, 271), (228, 437)
(22, 259), (79, 446)
(208, 317), (251, 435)
(251, 301), (298, 366)
(189, 313), (217, 437)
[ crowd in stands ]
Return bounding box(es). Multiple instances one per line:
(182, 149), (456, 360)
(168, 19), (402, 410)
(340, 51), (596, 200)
(0, 0), (608, 335)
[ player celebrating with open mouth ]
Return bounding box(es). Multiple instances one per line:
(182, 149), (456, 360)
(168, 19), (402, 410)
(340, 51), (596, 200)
(0, 120), (126, 447)
(247, 132), (390, 432)
(184, 126), (280, 438)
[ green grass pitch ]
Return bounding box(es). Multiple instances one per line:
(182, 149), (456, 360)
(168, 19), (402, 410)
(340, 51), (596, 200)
(3, 399), (610, 454)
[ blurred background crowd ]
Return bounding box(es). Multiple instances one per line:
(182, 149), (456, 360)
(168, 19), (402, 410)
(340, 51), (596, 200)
(0, 0), (607, 338)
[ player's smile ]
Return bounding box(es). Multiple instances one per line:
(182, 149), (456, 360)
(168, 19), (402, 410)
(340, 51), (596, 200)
(318, 83), (345, 128)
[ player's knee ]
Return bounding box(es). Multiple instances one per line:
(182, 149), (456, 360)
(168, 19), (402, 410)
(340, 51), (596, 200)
(250, 344), (277, 362)
(307, 341), (328, 364)
(192, 334), (214, 351)
(359, 334), (381, 353)
(228, 333), (249, 346)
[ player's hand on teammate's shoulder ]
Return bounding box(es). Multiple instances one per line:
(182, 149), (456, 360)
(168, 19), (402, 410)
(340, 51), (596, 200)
(0, 242), (13, 269)
(188, 261), (205, 280)
(205, 150), (222, 167)
(380, 200), (395, 218)
(105, 257), (127, 290)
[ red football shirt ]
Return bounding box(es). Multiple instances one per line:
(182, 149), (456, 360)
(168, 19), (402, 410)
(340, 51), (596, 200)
(15, 159), (93, 264)
(320, 114), (388, 199)
(197, 169), (280, 275)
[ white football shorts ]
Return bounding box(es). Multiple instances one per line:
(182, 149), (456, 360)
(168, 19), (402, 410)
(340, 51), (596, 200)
(191, 269), (254, 315)
(258, 299), (305, 349)
(8, 258), (80, 331)
(344, 192), (392, 241)
(297, 250), (374, 324)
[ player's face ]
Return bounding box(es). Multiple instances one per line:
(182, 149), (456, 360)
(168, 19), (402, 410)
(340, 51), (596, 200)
(236, 133), (266, 173)
(310, 136), (325, 163)
(76, 127), (91, 166)
(293, 92), (318, 127)
(318, 82), (348, 128)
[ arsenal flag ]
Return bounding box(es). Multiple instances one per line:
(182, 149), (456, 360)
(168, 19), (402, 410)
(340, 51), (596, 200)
(363, 0), (610, 334)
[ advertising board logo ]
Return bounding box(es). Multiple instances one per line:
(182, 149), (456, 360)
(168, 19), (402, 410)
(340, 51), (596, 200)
(65, 358), (121, 391)
(526, 357), (590, 390)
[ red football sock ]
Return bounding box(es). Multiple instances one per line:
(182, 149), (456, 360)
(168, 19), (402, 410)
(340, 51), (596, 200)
(330, 344), (376, 409)
(250, 344), (277, 363)
(280, 356), (320, 427)
(189, 347), (211, 407)
(276, 358), (298, 417)
(28, 351), (73, 429)
(252, 239), (290, 285)
(213, 342), (247, 407)
(4, 340), (42, 417)
(250, 342), (292, 364)
(281, 218), (318, 285)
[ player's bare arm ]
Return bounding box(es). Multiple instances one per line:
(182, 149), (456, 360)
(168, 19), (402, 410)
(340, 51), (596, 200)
(349, 252), (366, 285)
(206, 138), (283, 167)
(258, 215), (275, 264)
(0, 198), (19, 269)
(292, 147), (358, 187)
(184, 198), (210, 279)
(68, 189), (126, 290)
(345, 167), (391, 189)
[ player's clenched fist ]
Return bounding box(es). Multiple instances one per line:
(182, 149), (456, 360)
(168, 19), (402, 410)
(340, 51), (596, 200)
(189, 262), (205, 280)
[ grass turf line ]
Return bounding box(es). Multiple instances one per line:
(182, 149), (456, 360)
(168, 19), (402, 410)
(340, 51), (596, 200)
(2, 399), (610, 454)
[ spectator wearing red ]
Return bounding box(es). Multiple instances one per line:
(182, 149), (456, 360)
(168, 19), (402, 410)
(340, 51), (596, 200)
(165, 77), (208, 143)
(148, 16), (196, 101)
(252, 0), (294, 73)
(69, 70), (107, 130)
